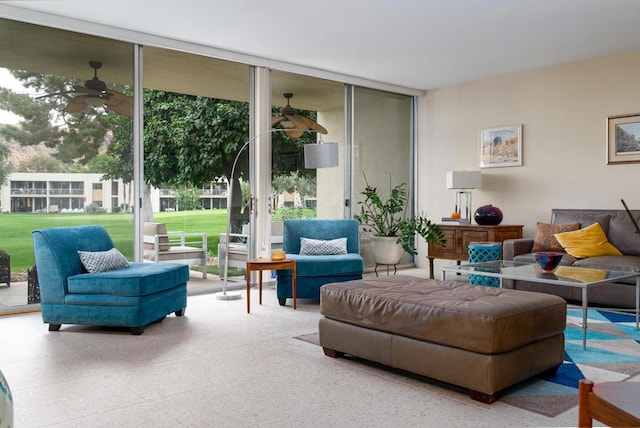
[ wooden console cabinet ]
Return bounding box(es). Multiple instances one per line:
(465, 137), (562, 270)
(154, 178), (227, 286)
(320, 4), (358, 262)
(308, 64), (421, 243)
(427, 224), (523, 279)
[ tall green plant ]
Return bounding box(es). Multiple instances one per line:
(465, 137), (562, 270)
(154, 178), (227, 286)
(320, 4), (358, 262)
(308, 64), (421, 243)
(175, 189), (202, 211)
(354, 174), (445, 255)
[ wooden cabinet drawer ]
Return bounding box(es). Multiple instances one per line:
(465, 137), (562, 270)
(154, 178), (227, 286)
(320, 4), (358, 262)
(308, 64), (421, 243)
(427, 224), (523, 279)
(434, 229), (460, 259)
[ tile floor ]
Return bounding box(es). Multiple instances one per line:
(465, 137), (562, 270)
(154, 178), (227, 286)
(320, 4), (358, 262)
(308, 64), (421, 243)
(1, 270), (583, 427)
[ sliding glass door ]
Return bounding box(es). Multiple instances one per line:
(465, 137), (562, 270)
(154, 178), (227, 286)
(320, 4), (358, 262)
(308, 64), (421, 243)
(269, 71), (345, 246)
(350, 86), (413, 269)
(0, 18), (134, 313)
(142, 47), (251, 280)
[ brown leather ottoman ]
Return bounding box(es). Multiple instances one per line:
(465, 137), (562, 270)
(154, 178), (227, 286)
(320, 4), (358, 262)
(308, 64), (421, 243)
(319, 275), (566, 403)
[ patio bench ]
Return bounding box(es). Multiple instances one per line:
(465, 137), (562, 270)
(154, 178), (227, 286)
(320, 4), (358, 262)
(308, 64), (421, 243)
(143, 222), (208, 279)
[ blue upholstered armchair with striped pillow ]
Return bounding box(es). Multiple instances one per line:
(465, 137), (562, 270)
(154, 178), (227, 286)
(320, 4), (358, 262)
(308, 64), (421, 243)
(32, 225), (188, 335)
(276, 219), (364, 306)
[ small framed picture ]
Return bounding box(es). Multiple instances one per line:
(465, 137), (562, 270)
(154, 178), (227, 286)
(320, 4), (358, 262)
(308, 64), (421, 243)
(607, 113), (640, 164)
(479, 124), (522, 168)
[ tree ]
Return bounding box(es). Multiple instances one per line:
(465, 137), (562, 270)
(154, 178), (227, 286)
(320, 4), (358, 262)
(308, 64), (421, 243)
(1, 70), (320, 229)
(272, 171), (317, 208)
(0, 142), (11, 186)
(106, 90), (318, 230)
(175, 189), (202, 211)
(16, 155), (68, 173)
(0, 71), (113, 165)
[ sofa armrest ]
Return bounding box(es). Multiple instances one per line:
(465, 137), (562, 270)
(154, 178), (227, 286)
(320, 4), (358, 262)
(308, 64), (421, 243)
(503, 238), (534, 260)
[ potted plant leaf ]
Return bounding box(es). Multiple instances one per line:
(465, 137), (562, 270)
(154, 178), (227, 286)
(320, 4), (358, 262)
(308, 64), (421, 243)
(354, 174), (446, 265)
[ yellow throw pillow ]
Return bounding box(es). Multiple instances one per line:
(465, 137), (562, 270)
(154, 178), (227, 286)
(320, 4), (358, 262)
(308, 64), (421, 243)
(554, 266), (607, 283)
(554, 223), (622, 258)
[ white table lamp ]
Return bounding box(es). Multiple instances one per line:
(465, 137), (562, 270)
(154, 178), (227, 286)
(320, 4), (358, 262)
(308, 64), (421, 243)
(446, 170), (481, 221)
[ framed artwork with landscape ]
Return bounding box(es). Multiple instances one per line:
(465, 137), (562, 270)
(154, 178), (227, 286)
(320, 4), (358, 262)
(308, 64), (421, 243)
(607, 113), (640, 164)
(479, 124), (522, 168)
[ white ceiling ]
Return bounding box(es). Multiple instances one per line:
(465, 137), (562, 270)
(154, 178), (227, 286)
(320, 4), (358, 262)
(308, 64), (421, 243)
(3, 0), (640, 92)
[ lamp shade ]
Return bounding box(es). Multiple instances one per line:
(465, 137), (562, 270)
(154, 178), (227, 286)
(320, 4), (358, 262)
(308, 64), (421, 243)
(446, 170), (481, 189)
(304, 142), (339, 168)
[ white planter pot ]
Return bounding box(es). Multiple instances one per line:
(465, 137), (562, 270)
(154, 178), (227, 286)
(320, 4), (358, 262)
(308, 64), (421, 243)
(371, 236), (403, 265)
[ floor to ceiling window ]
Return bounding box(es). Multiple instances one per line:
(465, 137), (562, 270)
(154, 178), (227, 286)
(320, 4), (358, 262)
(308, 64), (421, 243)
(0, 16), (420, 315)
(140, 47), (250, 279)
(270, 70), (345, 235)
(350, 86), (414, 269)
(0, 18), (134, 313)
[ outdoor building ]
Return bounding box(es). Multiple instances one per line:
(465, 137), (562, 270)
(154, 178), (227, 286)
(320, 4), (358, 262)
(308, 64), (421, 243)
(1, 172), (316, 214)
(0, 172), (230, 213)
(2, 172), (122, 213)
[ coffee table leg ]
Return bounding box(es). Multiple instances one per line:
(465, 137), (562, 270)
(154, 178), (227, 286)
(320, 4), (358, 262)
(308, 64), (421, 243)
(582, 287), (588, 350)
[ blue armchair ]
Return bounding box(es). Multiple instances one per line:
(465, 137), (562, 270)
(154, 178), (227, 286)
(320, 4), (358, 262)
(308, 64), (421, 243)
(32, 225), (188, 335)
(276, 219), (364, 306)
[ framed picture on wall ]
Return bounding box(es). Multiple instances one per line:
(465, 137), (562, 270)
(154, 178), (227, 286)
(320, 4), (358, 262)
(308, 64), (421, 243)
(479, 124), (522, 168)
(607, 113), (640, 164)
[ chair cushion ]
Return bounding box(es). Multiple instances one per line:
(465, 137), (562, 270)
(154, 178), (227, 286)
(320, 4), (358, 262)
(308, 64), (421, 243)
(282, 253), (364, 276)
(143, 222), (171, 251)
(67, 262), (189, 296)
(283, 219), (360, 254)
(572, 255), (640, 285)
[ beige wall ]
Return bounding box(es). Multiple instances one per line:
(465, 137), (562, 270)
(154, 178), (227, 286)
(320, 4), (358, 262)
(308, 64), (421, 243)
(316, 107), (345, 219)
(417, 49), (640, 271)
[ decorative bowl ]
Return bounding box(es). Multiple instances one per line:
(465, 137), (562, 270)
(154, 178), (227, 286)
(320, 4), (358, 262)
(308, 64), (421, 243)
(534, 252), (564, 271)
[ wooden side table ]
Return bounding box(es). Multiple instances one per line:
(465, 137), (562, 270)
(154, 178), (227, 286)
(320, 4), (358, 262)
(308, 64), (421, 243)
(246, 258), (296, 314)
(427, 224), (523, 279)
(578, 379), (640, 427)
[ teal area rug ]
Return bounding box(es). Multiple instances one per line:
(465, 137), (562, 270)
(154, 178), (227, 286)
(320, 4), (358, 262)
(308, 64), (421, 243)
(501, 308), (640, 417)
(295, 309), (640, 417)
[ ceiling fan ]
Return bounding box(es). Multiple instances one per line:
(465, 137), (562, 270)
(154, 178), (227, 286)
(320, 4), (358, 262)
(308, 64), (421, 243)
(271, 93), (327, 138)
(40, 61), (132, 117)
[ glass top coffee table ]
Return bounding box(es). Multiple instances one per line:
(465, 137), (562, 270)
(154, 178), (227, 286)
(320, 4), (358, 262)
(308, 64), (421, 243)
(441, 261), (640, 350)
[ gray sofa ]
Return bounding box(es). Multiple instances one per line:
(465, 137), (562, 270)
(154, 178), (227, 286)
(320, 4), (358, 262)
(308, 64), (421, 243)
(503, 209), (640, 308)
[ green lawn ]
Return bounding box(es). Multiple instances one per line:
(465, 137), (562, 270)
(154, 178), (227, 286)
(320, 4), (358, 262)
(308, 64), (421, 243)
(0, 210), (229, 273)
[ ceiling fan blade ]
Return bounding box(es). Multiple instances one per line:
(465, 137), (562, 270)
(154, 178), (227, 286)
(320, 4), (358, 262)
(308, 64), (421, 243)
(105, 97), (133, 117)
(73, 85), (100, 95)
(285, 129), (304, 138)
(64, 96), (88, 113)
(272, 116), (286, 127)
(297, 116), (328, 134)
(36, 88), (89, 99)
(286, 115), (316, 132)
(105, 89), (131, 103)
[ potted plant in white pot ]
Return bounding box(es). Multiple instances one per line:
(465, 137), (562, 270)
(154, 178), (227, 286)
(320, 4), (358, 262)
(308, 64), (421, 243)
(354, 174), (446, 265)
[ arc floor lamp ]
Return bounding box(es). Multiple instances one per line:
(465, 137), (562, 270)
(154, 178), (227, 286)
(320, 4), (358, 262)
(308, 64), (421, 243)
(217, 129), (338, 300)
